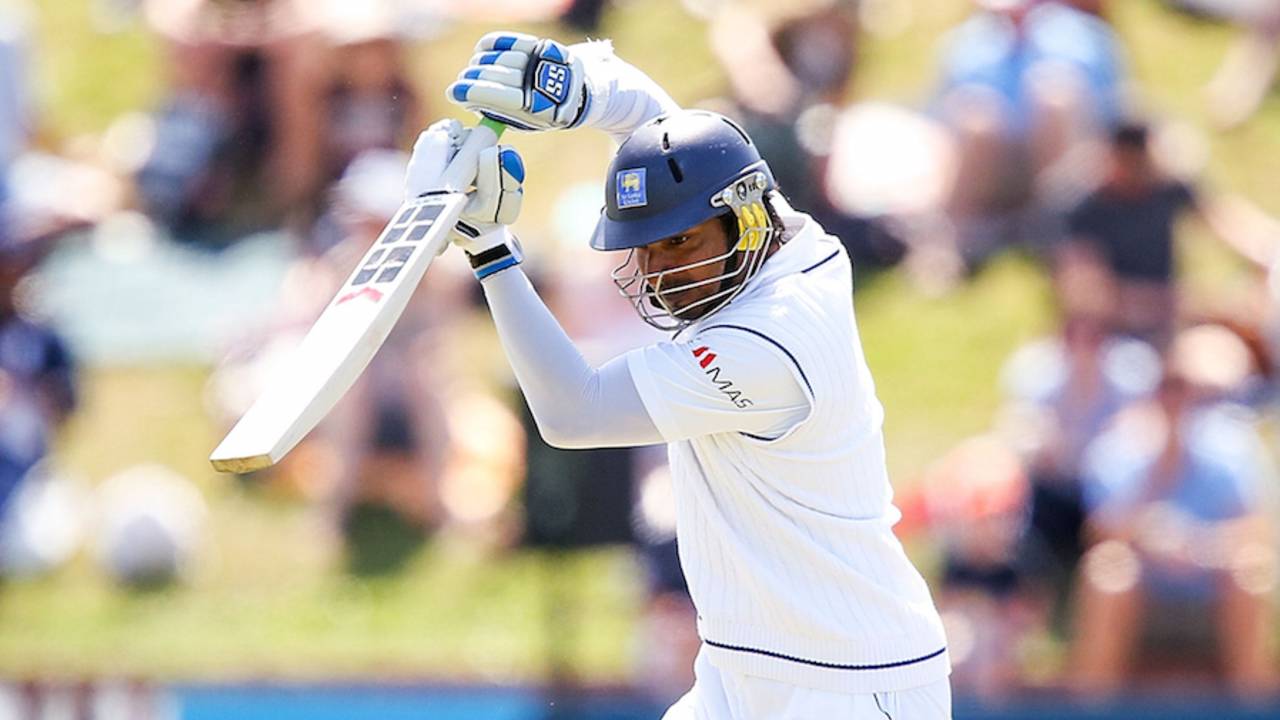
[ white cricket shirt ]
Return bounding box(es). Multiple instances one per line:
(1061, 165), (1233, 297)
(624, 202), (950, 694)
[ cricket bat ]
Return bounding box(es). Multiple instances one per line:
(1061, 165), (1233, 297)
(209, 119), (505, 473)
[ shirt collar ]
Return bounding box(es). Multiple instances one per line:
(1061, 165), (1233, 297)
(685, 196), (830, 335)
(749, 196), (826, 284)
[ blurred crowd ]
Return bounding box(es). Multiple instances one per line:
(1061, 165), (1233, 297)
(881, 0), (1280, 703)
(0, 0), (1278, 711)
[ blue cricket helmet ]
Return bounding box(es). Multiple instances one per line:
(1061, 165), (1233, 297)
(589, 110), (776, 251)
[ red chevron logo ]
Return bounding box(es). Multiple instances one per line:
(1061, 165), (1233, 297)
(337, 287), (384, 306)
(691, 343), (752, 408)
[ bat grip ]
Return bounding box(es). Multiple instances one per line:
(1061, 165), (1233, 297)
(438, 118), (509, 193)
(480, 117), (508, 138)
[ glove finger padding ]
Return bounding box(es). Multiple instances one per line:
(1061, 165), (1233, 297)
(466, 50), (528, 71)
(475, 31), (540, 55)
(451, 81), (525, 118)
(456, 63), (525, 88)
(465, 144), (524, 227)
(404, 118), (464, 200)
(493, 146), (524, 225)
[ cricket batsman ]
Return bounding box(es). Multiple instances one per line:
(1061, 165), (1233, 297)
(407, 33), (952, 719)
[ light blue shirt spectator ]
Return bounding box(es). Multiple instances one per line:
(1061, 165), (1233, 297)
(1082, 404), (1271, 598)
(1002, 333), (1160, 476)
(935, 2), (1127, 136)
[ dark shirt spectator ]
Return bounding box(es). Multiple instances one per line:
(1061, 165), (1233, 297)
(1067, 179), (1196, 284)
(1062, 119), (1280, 348)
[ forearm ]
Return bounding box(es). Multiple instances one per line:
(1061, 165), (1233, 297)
(708, 12), (798, 116)
(480, 266), (662, 448)
(1198, 194), (1280, 268)
(574, 41), (681, 144)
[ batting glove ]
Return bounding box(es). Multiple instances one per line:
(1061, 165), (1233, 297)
(403, 118), (525, 278)
(454, 141), (525, 276)
(404, 118), (471, 200)
(446, 32), (588, 132)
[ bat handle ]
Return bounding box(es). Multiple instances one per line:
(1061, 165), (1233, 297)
(479, 117), (507, 138)
(438, 117), (509, 192)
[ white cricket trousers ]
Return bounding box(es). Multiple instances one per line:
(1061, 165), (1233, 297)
(661, 648), (952, 720)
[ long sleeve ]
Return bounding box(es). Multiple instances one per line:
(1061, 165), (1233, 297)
(480, 265), (664, 449)
(480, 264), (810, 448)
(572, 41), (681, 145)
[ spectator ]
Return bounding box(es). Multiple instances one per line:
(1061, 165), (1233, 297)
(915, 435), (1034, 699)
(1000, 295), (1161, 631)
(303, 3), (423, 234)
(0, 232), (76, 540)
(1071, 325), (1278, 697)
(0, 5), (84, 549)
(708, 2), (906, 273)
(137, 0), (327, 240)
(1168, 0), (1280, 128)
(933, 0), (1126, 268)
(517, 269), (640, 553)
(1062, 119), (1280, 349)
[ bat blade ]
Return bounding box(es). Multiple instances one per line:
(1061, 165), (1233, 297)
(209, 192), (467, 473)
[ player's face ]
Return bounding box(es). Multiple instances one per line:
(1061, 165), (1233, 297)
(636, 216), (732, 319)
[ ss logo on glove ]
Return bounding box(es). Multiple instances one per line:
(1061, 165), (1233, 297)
(447, 32), (587, 131)
(536, 62), (570, 104)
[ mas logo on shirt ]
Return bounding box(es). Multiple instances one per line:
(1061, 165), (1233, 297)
(692, 345), (754, 409)
(616, 168), (647, 209)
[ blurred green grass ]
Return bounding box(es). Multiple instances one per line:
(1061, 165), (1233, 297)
(4, 0), (1277, 681)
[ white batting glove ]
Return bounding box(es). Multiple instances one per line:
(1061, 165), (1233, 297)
(404, 118), (470, 200)
(404, 118), (525, 278)
(446, 32), (588, 132)
(454, 142), (524, 256)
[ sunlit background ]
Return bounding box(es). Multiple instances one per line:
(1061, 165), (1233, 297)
(2, 0), (1280, 717)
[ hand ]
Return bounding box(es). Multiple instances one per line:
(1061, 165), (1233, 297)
(403, 118), (525, 263)
(446, 31), (587, 132)
(454, 141), (525, 258)
(404, 118), (470, 200)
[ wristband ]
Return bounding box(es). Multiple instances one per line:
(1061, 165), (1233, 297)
(469, 243), (521, 280)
